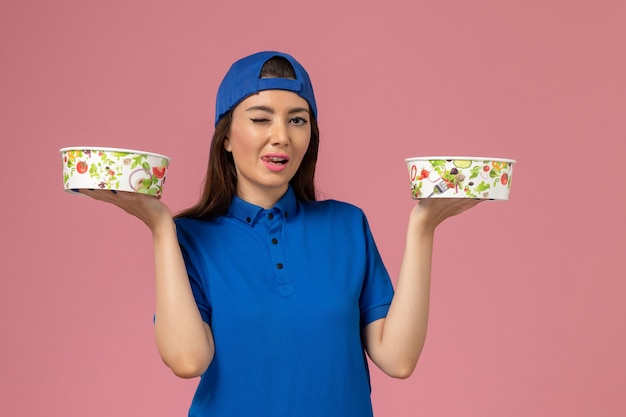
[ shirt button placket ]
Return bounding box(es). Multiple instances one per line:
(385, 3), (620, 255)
(268, 212), (281, 267)
(267, 211), (293, 297)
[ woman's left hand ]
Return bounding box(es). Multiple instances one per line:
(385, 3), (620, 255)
(410, 198), (484, 231)
(365, 196), (484, 377)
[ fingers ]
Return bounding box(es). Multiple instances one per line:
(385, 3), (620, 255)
(418, 197), (483, 211)
(440, 198), (484, 215)
(76, 189), (170, 220)
(78, 189), (122, 196)
(79, 188), (150, 203)
(412, 197), (485, 228)
(78, 189), (152, 210)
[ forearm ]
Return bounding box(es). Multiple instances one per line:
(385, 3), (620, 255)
(381, 219), (434, 374)
(367, 198), (481, 378)
(152, 219), (214, 378)
(365, 210), (436, 378)
(75, 190), (214, 377)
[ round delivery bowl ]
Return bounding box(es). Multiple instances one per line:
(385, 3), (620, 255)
(60, 147), (171, 198)
(405, 157), (515, 200)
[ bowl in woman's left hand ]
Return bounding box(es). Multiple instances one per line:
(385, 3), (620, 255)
(405, 156), (515, 200)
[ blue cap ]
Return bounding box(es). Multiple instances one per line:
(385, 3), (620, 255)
(215, 51), (317, 126)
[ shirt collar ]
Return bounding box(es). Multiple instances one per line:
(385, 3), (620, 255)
(228, 186), (298, 226)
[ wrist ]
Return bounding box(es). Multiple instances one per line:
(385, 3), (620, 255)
(409, 205), (438, 235)
(150, 213), (176, 239)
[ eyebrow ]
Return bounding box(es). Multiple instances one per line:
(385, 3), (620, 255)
(245, 105), (310, 115)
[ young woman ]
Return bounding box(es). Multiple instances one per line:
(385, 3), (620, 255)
(81, 51), (481, 416)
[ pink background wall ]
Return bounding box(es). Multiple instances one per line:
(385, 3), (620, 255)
(2, 0), (625, 415)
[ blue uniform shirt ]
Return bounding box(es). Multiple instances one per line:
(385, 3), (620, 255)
(175, 187), (394, 417)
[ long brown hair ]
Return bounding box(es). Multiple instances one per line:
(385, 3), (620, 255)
(175, 57), (320, 221)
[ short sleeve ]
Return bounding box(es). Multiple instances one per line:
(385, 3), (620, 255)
(358, 213), (394, 327)
(175, 219), (213, 325)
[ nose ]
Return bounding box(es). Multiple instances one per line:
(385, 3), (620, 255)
(270, 120), (289, 146)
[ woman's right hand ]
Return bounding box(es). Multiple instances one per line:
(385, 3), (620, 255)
(79, 189), (173, 232)
(80, 188), (215, 377)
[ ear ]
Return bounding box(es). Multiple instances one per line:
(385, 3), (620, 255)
(223, 137), (232, 152)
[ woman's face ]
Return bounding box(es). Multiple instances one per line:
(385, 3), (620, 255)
(225, 89), (311, 207)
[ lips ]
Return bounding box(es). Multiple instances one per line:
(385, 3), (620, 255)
(261, 154), (289, 165)
(261, 153), (290, 172)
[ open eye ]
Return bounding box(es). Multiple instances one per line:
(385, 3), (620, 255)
(290, 117), (308, 126)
